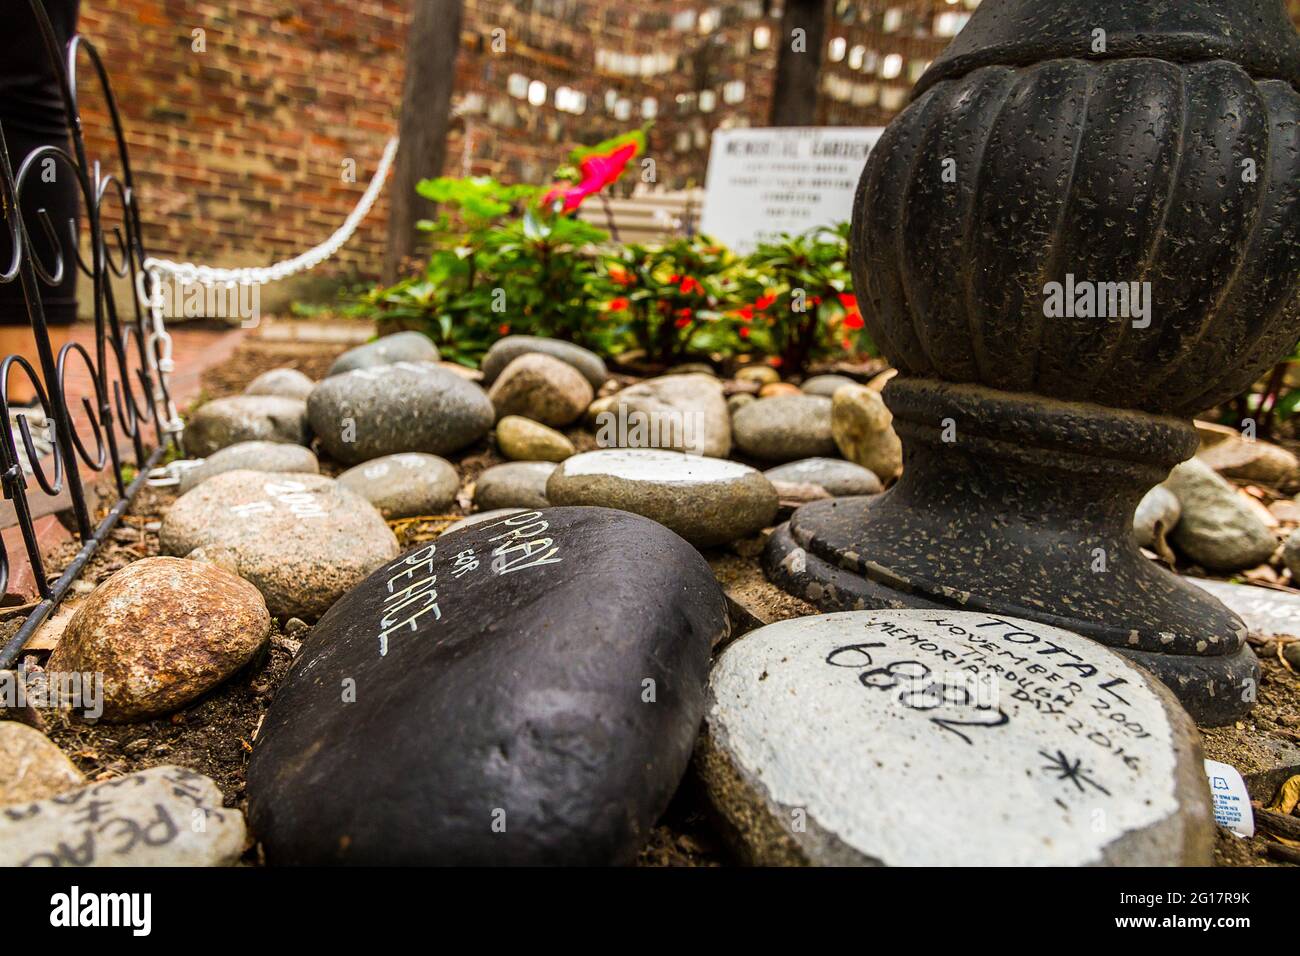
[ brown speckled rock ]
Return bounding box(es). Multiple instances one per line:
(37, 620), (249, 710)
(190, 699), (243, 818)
(46, 557), (271, 723)
(160, 471), (400, 619)
(0, 724), (84, 806)
(186, 395), (309, 457)
(487, 353), (594, 427)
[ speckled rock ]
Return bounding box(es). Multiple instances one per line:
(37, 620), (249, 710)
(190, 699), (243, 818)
(698, 610), (1214, 866)
(1134, 485), (1182, 549)
(160, 471), (400, 619)
(727, 393), (756, 415)
(307, 361), (494, 465)
(244, 367), (315, 401)
(732, 394), (835, 463)
(763, 457), (883, 496)
(487, 353), (593, 427)
(46, 557), (271, 722)
(547, 449), (778, 547)
(0, 724), (84, 806)
(600, 373), (732, 457)
(326, 330), (439, 377)
(336, 452), (459, 518)
(0, 766), (245, 866)
(186, 396), (309, 458)
(1283, 528), (1300, 582)
(1196, 424), (1300, 486)
(178, 441), (319, 494)
(473, 461), (555, 510)
(496, 415), (574, 462)
(246, 507), (727, 864)
(801, 374), (857, 398)
(481, 334), (608, 389)
(1163, 458), (1277, 571)
(831, 384), (903, 481)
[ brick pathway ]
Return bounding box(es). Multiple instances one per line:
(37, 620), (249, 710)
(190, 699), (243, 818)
(3, 323), (246, 599)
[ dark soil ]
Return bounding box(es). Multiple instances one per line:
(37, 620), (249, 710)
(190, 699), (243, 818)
(17, 326), (1300, 867)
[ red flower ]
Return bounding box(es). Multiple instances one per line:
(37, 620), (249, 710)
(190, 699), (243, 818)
(738, 326), (751, 339)
(674, 308), (693, 329)
(608, 265), (635, 286)
(838, 293), (858, 310)
(678, 275), (703, 295)
(769, 356), (783, 368)
(755, 292), (777, 311)
(607, 297), (630, 312)
(541, 141), (639, 212)
(498, 324), (510, 335)
(843, 311), (864, 330)
(809, 295), (823, 306)
(736, 306), (755, 322)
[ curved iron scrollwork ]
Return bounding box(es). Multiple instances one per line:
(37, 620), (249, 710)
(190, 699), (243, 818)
(0, 0), (181, 670)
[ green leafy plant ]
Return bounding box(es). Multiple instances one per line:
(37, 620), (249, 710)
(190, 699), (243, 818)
(599, 235), (739, 364)
(730, 223), (868, 375)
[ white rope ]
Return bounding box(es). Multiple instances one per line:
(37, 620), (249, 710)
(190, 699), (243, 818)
(142, 136), (399, 288)
(135, 135), (400, 454)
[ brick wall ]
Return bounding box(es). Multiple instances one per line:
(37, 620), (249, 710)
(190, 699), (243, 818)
(67, 0), (1300, 295)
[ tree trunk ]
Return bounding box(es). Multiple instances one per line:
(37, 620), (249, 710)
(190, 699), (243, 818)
(769, 0), (827, 126)
(382, 0), (465, 284)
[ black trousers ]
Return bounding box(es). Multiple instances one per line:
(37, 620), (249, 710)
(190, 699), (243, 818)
(0, 0), (81, 326)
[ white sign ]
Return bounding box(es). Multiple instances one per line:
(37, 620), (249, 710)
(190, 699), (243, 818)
(699, 127), (883, 253)
(1204, 759), (1254, 837)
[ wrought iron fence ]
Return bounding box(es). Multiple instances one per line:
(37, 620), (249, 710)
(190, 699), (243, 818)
(0, 0), (181, 671)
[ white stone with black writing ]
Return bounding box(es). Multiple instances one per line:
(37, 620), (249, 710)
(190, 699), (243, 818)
(698, 610), (1214, 866)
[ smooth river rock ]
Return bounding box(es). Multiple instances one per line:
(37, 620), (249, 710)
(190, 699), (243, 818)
(186, 395), (309, 458)
(473, 461), (555, 510)
(1133, 485), (1182, 549)
(0, 765), (246, 866)
(178, 440), (319, 494)
(1162, 458), (1277, 571)
(307, 361), (494, 465)
(763, 457), (884, 496)
(732, 394), (836, 463)
(1188, 577), (1300, 642)
(480, 334), (607, 389)
(487, 353), (594, 427)
(0, 724), (84, 806)
(495, 415), (574, 462)
(244, 367), (315, 401)
(47, 557), (271, 723)
(801, 374), (857, 397)
(599, 373), (732, 458)
(246, 507), (729, 864)
(326, 330), (440, 377)
(160, 471), (400, 619)
(698, 610), (1214, 866)
(547, 449), (778, 548)
(337, 452), (459, 518)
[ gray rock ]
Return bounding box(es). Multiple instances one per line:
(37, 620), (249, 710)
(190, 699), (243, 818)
(47, 557), (271, 723)
(160, 471), (400, 619)
(547, 449), (778, 548)
(186, 396), (309, 458)
(764, 457), (883, 496)
(1163, 458), (1277, 571)
(665, 362), (716, 377)
(801, 374), (857, 397)
(831, 384), (903, 481)
(0, 765), (246, 866)
(698, 610), (1214, 866)
(178, 441), (319, 494)
(598, 373), (732, 458)
(1134, 485), (1182, 549)
(0, 724), (84, 807)
(735, 365), (779, 386)
(474, 461), (555, 510)
(727, 393), (756, 416)
(337, 452), (459, 518)
(1196, 422), (1300, 486)
(496, 415), (575, 462)
(732, 394), (835, 463)
(244, 367), (315, 401)
(440, 508), (526, 536)
(1283, 528), (1300, 582)
(307, 361), (494, 465)
(487, 354), (593, 427)
(326, 330), (439, 377)
(481, 334), (607, 389)
(1188, 577), (1300, 642)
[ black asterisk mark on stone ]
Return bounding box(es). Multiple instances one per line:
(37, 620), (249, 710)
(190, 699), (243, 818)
(1039, 749), (1111, 796)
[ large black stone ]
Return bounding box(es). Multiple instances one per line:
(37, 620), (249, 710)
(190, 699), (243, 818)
(246, 507), (728, 865)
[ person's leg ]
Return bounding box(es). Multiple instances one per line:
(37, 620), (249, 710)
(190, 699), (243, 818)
(0, 0), (82, 455)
